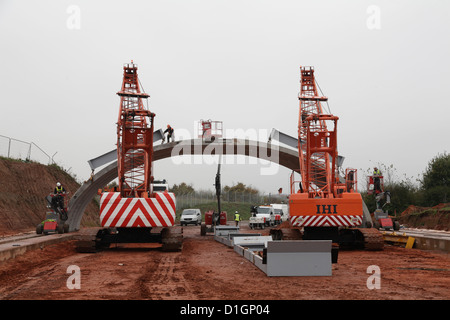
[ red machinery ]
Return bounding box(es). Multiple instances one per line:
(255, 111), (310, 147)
(367, 174), (400, 231)
(198, 119), (223, 142)
(272, 66), (383, 251)
(37, 193), (70, 235)
(204, 211), (227, 225)
(201, 210), (227, 235)
(76, 62), (182, 252)
(367, 174), (383, 195)
(200, 156), (227, 235)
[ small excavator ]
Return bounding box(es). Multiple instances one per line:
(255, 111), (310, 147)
(37, 192), (69, 235)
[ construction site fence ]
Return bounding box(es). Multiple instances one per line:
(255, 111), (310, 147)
(0, 134), (54, 165)
(176, 190), (288, 211)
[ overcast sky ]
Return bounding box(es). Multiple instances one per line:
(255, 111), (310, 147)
(0, 0), (449, 194)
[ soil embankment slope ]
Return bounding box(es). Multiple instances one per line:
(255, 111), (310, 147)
(399, 203), (450, 231)
(0, 158), (99, 236)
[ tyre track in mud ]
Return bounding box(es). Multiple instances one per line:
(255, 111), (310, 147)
(135, 253), (195, 299)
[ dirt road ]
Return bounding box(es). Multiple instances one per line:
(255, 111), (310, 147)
(0, 224), (449, 302)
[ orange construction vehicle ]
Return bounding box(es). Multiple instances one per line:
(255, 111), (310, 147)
(272, 66), (383, 252)
(76, 61), (182, 252)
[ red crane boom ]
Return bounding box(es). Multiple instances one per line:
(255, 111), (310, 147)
(297, 66), (336, 198)
(116, 62), (154, 198)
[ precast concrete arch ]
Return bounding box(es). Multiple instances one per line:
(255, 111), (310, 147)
(67, 138), (299, 232)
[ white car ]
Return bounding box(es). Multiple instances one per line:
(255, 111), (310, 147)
(180, 209), (202, 226)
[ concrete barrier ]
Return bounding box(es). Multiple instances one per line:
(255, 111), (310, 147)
(232, 236), (272, 251)
(214, 225), (240, 237)
(265, 240), (332, 276)
(383, 229), (450, 253)
(414, 237), (450, 252)
(0, 233), (76, 264)
(233, 240), (332, 277)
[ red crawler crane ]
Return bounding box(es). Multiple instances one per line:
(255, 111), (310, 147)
(272, 66), (383, 253)
(76, 62), (182, 252)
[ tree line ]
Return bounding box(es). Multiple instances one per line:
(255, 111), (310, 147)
(171, 181), (260, 196)
(171, 152), (449, 216)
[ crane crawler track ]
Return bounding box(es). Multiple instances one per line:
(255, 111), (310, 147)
(270, 227), (302, 241)
(75, 227), (183, 253)
(75, 228), (101, 253)
(161, 227), (183, 252)
(358, 228), (384, 251)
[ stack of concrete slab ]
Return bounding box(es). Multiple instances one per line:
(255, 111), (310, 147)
(214, 225), (240, 237)
(234, 240), (332, 277)
(214, 226), (332, 276)
(232, 235), (272, 251)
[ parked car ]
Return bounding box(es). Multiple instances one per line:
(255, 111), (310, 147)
(180, 208), (202, 226)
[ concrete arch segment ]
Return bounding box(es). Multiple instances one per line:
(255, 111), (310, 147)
(67, 138), (299, 232)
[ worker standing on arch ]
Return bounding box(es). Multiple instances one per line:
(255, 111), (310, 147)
(164, 124), (174, 143)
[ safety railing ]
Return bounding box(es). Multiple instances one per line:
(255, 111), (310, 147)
(0, 134), (54, 165)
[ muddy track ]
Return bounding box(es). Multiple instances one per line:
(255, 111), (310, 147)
(0, 225), (449, 301)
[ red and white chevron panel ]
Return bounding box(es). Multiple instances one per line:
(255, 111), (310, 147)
(290, 215), (362, 227)
(99, 192), (176, 228)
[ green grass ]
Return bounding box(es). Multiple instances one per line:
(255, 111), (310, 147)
(408, 206), (450, 217)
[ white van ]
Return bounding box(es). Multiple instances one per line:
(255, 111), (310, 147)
(180, 208), (202, 226)
(256, 205), (275, 227)
(271, 204), (289, 222)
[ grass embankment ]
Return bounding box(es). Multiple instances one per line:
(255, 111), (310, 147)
(398, 205), (450, 230)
